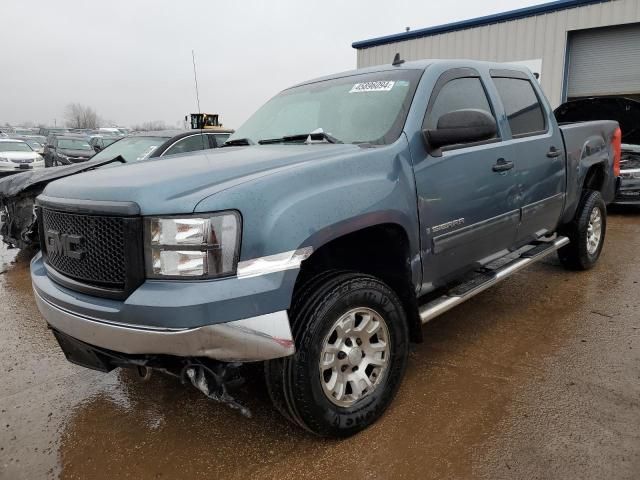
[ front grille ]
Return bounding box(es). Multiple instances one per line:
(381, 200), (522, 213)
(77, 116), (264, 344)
(42, 208), (127, 287)
(12, 158), (33, 164)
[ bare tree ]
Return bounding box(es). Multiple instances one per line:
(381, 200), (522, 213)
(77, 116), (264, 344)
(64, 103), (100, 129)
(131, 121), (169, 132)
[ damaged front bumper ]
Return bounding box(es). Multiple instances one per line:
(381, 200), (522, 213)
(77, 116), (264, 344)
(0, 193), (38, 248)
(50, 327), (253, 416)
(31, 252), (297, 362)
(34, 287), (295, 362)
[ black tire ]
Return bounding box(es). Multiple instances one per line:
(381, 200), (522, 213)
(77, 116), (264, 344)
(265, 272), (409, 437)
(265, 269), (343, 423)
(558, 189), (606, 270)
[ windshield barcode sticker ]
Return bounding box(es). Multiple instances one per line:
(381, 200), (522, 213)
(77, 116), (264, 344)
(349, 81), (395, 93)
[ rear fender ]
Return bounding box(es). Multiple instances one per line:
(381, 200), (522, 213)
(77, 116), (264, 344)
(561, 124), (617, 223)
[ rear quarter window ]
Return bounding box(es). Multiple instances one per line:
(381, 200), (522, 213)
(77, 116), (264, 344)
(493, 77), (546, 137)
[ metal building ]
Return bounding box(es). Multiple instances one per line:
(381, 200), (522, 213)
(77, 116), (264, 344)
(352, 0), (640, 107)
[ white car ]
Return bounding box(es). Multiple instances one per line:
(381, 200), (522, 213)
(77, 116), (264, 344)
(0, 139), (45, 173)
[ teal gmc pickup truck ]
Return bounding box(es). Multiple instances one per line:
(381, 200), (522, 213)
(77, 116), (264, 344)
(29, 58), (620, 437)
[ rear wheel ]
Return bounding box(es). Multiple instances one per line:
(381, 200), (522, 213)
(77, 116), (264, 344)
(558, 189), (606, 270)
(265, 272), (409, 437)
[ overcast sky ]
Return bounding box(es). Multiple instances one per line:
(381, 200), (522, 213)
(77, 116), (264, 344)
(1, 0), (543, 129)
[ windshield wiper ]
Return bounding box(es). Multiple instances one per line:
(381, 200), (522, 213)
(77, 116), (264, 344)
(222, 138), (255, 147)
(258, 129), (342, 145)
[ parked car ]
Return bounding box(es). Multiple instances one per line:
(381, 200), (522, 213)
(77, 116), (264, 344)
(0, 129), (233, 248)
(88, 136), (118, 152)
(0, 138), (44, 173)
(11, 127), (37, 136)
(11, 136), (46, 156)
(44, 135), (95, 167)
(555, 96), (639, 205)
(87, 129), (233, 162)
(38, 127), (69, 137)
(26, 59), (620, 437)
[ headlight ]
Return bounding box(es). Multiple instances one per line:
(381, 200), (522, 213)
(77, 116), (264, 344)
(144, 211), (241, 279)
(58, 153), (69, 160)
(0, 156), (10, 163)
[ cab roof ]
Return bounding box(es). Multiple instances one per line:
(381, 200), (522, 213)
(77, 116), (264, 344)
(289, 59), (534, 90)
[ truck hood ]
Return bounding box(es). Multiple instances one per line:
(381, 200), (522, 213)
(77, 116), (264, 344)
(554, 97), (640, 145)
(41, 144), (363, 214)
(0, 157), (124, 199)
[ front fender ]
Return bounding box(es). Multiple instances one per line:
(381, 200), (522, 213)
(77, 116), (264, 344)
(194, 136), (421, 291)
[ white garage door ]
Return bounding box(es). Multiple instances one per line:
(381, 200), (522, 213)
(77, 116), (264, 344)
(567, 23), (640, 98)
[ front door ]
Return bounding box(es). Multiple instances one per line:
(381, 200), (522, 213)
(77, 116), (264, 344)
(413, 69), (520, 290)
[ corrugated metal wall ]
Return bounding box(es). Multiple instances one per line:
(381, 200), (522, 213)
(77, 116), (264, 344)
(355, 0), (640, 107)
(567, 23), (640, 97)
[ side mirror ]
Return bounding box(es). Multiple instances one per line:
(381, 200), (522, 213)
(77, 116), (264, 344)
(94, 145), (101, 152)
(424, 109), (497, 150)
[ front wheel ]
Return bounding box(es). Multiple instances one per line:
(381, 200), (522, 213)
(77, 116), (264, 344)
(558, 189), (607, 270)
(265, 272), (409, 437)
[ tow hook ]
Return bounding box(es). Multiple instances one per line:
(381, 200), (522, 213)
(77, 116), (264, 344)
(183, 362), (252, 418)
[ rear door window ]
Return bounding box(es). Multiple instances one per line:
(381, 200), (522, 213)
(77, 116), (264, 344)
(493, 77), (546, 137)
(163, 135), (209, 156)
(211, 133), (230, 147)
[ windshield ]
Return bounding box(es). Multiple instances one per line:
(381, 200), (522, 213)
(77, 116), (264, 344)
(24, 139), (42, 148)
(0, 142), (33, 152)
(58, 139), (93, 150)
(90, 136), (171, 162)
(13, 129), (33, 135)
(229, 70), (422, 145)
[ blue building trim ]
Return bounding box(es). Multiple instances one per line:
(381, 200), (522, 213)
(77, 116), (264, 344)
(352, 0), (611, 49)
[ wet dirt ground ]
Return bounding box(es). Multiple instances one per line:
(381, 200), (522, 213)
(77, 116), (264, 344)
(1, 211), (639, 480)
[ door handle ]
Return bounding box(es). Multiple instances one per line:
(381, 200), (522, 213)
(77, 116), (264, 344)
(547, 146), (562, 158)
(492, 158), (514, 172)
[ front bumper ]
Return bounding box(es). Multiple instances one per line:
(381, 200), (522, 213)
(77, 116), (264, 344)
(31, 253), (296, 362)
(0, 163), (41, 172)
(34, 288), (295, 362)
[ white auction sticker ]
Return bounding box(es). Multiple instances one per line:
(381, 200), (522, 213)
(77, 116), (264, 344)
(349, 81), (395, 93)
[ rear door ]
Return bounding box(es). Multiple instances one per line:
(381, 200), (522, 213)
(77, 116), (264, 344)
(414, 68), (519, 287)
(490, 71), (565, 244)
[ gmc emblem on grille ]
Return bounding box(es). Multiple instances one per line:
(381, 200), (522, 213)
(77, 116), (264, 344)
(45, 230), (85, 260)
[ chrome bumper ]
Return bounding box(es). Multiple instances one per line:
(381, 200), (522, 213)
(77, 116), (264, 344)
(34, 288), (295, 362)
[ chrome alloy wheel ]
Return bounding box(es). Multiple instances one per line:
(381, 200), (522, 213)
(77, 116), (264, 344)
(319, 307), (390, 407)
(586, 207), (603, 255)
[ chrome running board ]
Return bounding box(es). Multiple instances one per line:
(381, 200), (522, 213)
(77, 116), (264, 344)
(419, 236), (570, 324)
